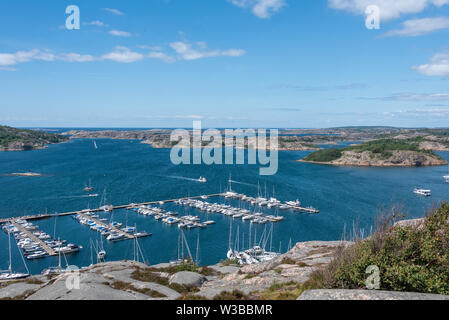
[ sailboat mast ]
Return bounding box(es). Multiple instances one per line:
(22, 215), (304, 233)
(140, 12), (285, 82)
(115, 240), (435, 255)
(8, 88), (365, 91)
(195, 233), (200, 265)
(228, 219), (233, 250)
(8, 231), (12, 273)
(58, 238), (62, 269)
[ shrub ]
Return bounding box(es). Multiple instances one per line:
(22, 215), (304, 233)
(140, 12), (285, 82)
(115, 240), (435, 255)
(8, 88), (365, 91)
(313, 202), (449, 294)
(213, 290), (248, 300)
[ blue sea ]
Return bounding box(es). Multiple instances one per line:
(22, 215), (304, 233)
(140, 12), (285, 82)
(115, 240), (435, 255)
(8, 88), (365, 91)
(1, 136), (449, 275)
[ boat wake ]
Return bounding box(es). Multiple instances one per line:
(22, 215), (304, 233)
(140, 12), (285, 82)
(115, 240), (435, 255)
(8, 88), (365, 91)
(161, 175), (205, 183)
(31, 194), (98, 201)
(228, 179), (257, 188)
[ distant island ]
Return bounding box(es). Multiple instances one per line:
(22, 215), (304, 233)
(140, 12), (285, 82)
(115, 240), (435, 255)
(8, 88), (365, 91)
(63, 129), (320, 151)
(63, 127), (449, 154)
(300, 138), (448, 167)
(7, 172), (42, 177)
(0, 125), (68, 151)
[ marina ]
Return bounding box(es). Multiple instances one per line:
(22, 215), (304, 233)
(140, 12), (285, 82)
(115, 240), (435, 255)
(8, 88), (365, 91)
(1, 138), (448, 275)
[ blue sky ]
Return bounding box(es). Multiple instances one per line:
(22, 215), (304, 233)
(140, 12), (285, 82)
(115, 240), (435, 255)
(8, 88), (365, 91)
(1, 0), (449, 128)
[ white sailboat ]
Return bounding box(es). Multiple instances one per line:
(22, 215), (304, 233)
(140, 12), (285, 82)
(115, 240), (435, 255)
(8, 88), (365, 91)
(0, 232), (30, 280)
(93, 140), (98, 149)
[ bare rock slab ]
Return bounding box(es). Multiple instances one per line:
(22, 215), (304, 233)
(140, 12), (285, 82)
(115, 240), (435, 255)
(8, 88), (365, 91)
(169, 271), (207, 287)
(298, 289), (449, 300)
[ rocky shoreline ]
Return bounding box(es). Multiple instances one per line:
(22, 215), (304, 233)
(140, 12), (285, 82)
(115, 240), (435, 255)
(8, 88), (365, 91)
(300, 150), (448, 167)
(0, 241), (349, 300)
(2, 238), (447, 300)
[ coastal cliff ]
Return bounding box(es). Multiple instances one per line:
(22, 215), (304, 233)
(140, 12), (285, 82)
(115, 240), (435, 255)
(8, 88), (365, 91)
(300, 138), (448, 167)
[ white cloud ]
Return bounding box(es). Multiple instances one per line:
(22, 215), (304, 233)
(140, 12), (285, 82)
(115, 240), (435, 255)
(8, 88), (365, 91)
(59, 53), (95, 63)
(101, 46), (144, 63)
(413, 53), (449, 76)
(102, 8), (124, 15)
(384, 108), (449, 117)
(363, 92), (449, 101)
(174, 115), (205, 119)
(328, 0), (449, 21)
(0, 49), (56, 67)
(230, 0), (286, 18)
(0, 40), (245, 70)
(169, 41), (245, 60)
(109, 30), (132, 37)
(382, 17), (449, 36)
(83, 20), (107, 27)
(147, 51), (176, 63)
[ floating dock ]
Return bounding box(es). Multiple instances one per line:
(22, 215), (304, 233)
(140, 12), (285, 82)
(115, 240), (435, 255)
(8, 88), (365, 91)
(10, 221), (57, 256)
(0, 194), (223, 224)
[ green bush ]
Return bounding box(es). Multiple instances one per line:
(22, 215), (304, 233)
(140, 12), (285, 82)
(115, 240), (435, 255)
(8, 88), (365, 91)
(316, 202), (449, 294)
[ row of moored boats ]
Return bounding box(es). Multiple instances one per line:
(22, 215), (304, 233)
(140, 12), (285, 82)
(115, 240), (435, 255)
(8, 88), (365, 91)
(1, 220), (81, 261)
(176, 199), (285, 224)
(135, 205), (216, 229)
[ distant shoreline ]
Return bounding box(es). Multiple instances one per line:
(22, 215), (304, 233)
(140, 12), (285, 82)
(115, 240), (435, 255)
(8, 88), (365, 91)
(298, 159), (448, 167)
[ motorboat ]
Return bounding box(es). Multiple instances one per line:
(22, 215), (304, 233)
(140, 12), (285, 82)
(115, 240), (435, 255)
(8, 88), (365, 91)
(414, 188), (431, 196)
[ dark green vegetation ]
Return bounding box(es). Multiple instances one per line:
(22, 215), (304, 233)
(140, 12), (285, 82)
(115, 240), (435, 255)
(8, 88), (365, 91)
(303, 138), (439, 162)
(212, 290), (248, 300)
(110, 280), (167, 298)
(131, 262), (216, 296)
(0, 125), (68, 150)
(303, 148), (343, 162)
(312, 202), (449, 294)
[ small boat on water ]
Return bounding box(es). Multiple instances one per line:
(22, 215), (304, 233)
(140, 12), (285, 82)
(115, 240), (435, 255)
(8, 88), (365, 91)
(414, 188), (431, 196)
(97, 250), (106, 260)
(198, 176), (207, 183)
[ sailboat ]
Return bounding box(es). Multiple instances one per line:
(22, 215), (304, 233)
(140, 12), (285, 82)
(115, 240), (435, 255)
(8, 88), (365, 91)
(444, 165), (449, 182)
(41, 239), (66, 275)
(0, 232), (30, 280)
(93, 140), (98, 150)
(99, 188), (113, 212)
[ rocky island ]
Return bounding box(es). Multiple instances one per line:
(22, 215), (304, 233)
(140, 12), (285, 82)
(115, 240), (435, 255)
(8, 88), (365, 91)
(0, 126), (68, 152)
(63, 129), (320, 151)
(300, 138), (448, 167)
